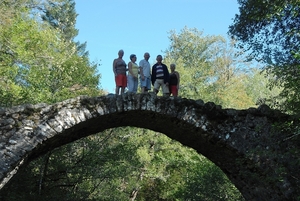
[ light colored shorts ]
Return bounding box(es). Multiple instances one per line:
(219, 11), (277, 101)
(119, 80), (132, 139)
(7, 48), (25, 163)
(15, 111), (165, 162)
(140, 77), (151, 91)
(154, 79), (169, 94)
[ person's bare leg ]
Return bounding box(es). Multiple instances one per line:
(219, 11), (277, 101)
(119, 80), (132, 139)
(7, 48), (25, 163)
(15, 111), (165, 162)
(121, 87), (125, 94)
(115, 86), (120, 95)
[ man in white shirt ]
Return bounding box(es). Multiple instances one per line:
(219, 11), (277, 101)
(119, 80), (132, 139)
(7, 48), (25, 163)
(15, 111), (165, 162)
(139, 52), (151, 93)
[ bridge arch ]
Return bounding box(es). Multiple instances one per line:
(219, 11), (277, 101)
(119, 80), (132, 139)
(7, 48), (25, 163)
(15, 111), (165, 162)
(0, 93), (297, 200)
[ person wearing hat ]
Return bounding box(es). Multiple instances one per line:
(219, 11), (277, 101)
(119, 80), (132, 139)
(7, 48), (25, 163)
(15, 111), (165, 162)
(127, 54), (139, 93)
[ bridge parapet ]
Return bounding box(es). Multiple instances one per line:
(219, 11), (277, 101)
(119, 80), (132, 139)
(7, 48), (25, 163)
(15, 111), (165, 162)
(0, 93), (298, 200)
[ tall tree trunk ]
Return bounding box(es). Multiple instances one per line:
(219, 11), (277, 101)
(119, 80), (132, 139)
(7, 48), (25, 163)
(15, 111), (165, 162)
(38, 151), (51, 195)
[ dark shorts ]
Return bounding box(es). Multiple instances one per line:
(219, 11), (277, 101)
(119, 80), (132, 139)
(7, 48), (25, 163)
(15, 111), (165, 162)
(169, 85), (178, 96)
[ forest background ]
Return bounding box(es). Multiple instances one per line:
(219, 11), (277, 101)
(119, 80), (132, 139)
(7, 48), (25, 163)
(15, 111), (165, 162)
(0, 0), (299, 200)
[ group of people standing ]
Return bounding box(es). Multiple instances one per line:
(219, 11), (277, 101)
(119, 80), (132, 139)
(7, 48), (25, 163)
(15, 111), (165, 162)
(113, 49), (180, 97)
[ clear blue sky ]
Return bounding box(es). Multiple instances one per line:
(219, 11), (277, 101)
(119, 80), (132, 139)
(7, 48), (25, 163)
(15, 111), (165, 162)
(74, 0), (239, 93)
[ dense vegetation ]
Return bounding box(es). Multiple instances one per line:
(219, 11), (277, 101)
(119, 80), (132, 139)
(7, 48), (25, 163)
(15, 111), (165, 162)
(229, 0), (300, 114)
(0, 0), (298, 200)
(0, 0), (101, 106)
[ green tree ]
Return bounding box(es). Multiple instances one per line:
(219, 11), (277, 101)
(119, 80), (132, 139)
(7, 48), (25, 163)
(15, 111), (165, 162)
(229, 0), (299, 66)
(41, 0), (90, 58)
(229, 3), (300, 197)
(1, 128), (244, 201)
(0, 0), (101, 106)
(40, 0), (101, 102)
(244, 68), (283, 109)
(164, 27), (255, 109)
(229, 0), (300, 113)
(42, 0), (78, 42)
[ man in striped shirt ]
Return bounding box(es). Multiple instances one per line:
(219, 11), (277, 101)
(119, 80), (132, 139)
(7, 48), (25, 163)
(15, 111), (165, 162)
(151, 55), (170, 96)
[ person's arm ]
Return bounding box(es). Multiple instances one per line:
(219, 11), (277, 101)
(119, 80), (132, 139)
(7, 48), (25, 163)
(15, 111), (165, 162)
(164, 65), (170, 85)
(139, 61), (145, 80)
(128, 62), (135, 77)
(139, 65), (144, 80)
(113, 59), (117, 76)
(151, 65), (156, 85)
(175, 71), (180, 89)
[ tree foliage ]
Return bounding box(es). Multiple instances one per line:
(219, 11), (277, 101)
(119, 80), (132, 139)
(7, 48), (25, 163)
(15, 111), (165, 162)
(0, 128), (244, 201)
(229, 0), (300, 65)
(229, 3), (300, 196)
(164, 27), (256, 109)
(42, 0), (78, 41)
(229, 0), (300, 113)
(0, 0), (101, 107)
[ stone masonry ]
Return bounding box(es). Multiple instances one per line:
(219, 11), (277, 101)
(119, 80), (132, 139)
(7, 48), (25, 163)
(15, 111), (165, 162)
(0, 93), (299, 200)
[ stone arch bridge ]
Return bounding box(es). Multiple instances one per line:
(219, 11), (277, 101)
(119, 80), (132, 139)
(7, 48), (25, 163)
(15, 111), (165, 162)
(0, 93), (299, 200)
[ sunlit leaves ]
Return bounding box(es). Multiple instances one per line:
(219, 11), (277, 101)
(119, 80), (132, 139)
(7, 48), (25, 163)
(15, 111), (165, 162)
(230, 0), (300, 113)
(230, 0), (299, 65)
(0, 0), (101, 106)
(164, 27), (257, 109)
